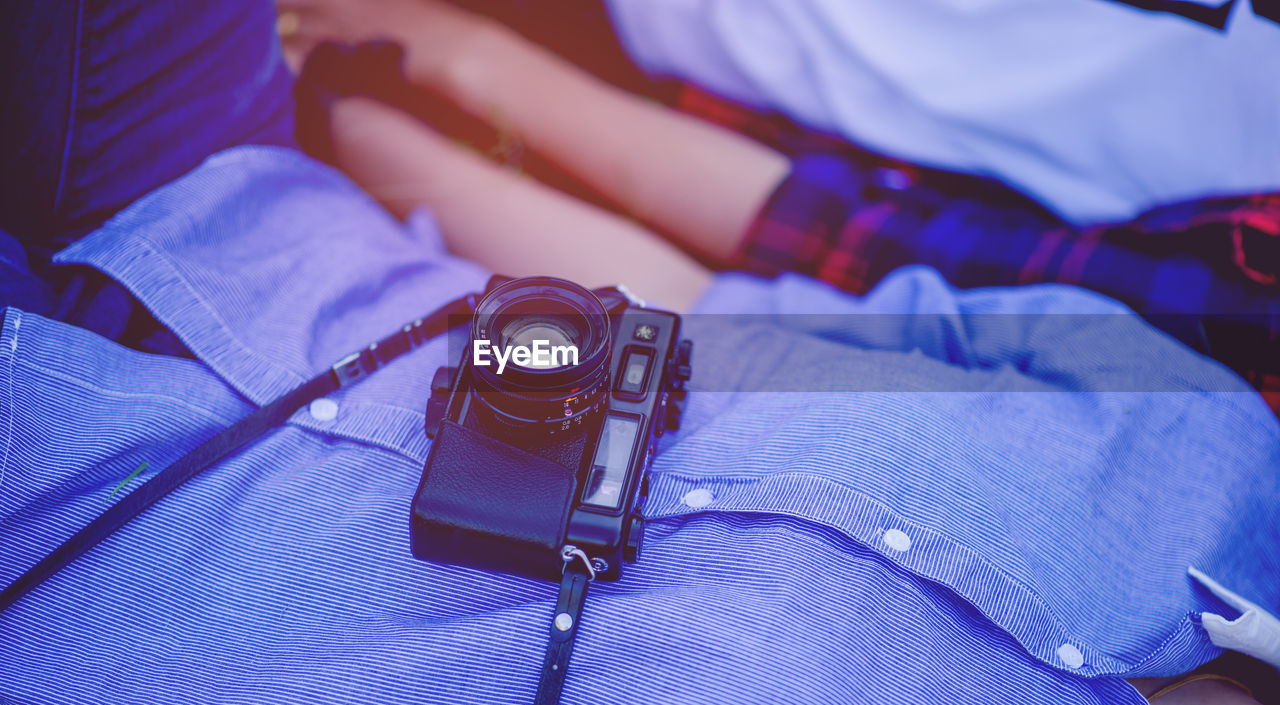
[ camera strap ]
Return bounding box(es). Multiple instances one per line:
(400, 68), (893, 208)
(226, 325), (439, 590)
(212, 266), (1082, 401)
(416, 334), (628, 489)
(535, 546), (596, 705)
(3, 284), (606, 705)
(0, 293), (478, 614)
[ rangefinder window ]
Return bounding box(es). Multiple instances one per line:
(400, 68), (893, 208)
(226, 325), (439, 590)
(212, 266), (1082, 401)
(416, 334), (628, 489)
(615, 346), (654, 398)
(582, 413), (641, 510)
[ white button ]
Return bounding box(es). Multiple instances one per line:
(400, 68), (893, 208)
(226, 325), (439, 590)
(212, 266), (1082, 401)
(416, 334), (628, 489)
(882, 529), (912, 552)
(1056, 643), (1084, 669)
(682, 489), (714, 509)
(309, 398), (339, 422)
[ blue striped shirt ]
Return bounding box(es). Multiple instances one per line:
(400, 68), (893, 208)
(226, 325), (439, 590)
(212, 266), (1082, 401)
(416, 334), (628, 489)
(2, 146), (1277, 704)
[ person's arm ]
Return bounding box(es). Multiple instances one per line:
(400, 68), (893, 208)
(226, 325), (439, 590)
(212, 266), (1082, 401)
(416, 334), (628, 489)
(328, 96), (712, 311)
(1129, 676), (1259, 705)
(422, 15), (789, 263)
(279, 0), (789, 264)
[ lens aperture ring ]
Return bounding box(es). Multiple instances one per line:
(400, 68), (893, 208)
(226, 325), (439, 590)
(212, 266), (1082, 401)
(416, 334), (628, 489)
(469, 277), (613, 439)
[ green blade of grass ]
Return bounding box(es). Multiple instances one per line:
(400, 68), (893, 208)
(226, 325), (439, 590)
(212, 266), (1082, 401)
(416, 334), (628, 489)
(109, 461), (149, 499)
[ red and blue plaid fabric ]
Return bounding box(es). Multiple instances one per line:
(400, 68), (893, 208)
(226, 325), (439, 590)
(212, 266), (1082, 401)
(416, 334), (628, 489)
(671, 87), (1280, 409)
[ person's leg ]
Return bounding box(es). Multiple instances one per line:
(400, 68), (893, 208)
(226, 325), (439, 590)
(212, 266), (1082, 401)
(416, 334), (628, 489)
(279, 0), (788, 265)
(329, 96), (712, 311)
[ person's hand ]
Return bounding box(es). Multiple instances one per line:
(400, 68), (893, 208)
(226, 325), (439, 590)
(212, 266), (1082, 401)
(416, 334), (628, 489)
(274, 0), (496, 84)
(276, 0), (421, 72)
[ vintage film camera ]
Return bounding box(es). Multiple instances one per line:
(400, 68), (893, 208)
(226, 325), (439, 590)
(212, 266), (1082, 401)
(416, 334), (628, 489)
(412, 276), (692, 581)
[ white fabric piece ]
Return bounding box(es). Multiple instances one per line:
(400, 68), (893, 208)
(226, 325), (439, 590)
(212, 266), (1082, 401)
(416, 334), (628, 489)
(1188, 566), (1280, 670)
(604, 0), (1280, 224)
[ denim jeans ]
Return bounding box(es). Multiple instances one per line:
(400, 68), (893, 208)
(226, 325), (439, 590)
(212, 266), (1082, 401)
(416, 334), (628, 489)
(0, 0), (295, 346)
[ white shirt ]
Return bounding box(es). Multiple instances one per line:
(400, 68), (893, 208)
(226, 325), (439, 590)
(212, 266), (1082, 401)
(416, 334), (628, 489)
(605, 0), (1280, 224)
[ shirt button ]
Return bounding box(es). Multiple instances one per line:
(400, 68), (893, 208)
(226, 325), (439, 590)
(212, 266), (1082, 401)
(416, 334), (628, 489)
(1056, 643), (1084, 669)
(682, 489), (714, 509)
(882, 528), (912, 552)
(309, 398), (339, 422)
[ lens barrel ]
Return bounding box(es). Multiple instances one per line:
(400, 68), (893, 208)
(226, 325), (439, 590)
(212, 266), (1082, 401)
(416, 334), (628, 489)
(470, 277), (612, 437)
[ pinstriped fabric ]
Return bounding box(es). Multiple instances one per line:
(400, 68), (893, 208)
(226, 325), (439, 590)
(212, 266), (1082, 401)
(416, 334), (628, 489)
(1, 147), (1278, 704)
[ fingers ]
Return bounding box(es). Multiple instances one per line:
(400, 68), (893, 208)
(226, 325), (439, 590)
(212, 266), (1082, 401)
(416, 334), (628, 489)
(276, 15), (309, 74)
(274, 1), (343, 74)
(274, 0), (398, 74)
(274, 0), (491, 84)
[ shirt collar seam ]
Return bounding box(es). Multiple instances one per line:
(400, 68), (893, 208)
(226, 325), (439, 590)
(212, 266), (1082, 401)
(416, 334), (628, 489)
(57, 231), (309, 403)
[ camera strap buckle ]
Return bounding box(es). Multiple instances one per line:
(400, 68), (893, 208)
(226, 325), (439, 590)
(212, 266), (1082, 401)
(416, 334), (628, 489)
(533, 545), (595, 705)
(331, 349), (377, 387)
(331, 293), (477, 389)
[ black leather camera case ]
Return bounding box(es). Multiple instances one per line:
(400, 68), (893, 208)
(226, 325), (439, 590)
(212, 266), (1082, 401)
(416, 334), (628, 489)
(411, 420), (578, 581)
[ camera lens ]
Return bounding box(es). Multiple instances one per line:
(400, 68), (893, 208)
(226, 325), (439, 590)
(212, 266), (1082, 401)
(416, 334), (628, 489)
(499, 319), (577, 369)
(470, 277), (612, 437)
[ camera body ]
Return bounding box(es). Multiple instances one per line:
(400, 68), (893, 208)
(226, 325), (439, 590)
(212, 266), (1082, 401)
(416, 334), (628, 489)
(412, 276), (691, 582)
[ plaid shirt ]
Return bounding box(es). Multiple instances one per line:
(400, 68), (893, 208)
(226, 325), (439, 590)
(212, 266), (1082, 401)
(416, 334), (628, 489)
(672, 87), (1280, 410)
